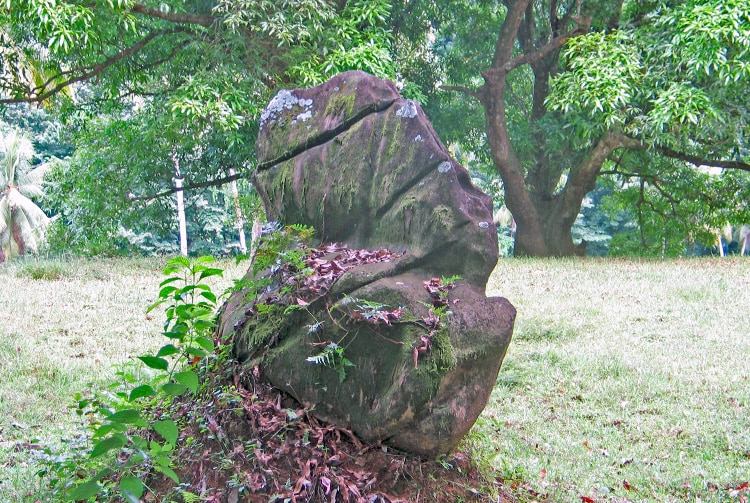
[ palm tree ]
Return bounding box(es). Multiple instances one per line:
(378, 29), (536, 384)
(0, 130), (51, 261)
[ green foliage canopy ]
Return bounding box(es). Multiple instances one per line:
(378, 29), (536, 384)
(4, 0), (750, 257)
(393, 0), (750, 256)
(1, 0), (394, 254)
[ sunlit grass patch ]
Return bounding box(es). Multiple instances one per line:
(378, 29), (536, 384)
(0, 256), (245, 502)
(478, 257), (750, 502)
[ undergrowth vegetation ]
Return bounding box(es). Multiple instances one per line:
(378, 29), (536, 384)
(7, 227), (327, 501)
(0, 256), (243, 502)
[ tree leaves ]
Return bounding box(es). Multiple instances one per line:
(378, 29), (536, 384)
(119, 476), (145, 503)
(175, 370), (200, 393)
(67, 479), (101, 501)
(3, 0), (397, 259)
(106, 409), (142, 424)
(138, 355), (169, 371)
(90, 433), (127, 458)
(153, 419), (179, 446)
(129, 384), (156, 401)
(548, 30), (642, 136)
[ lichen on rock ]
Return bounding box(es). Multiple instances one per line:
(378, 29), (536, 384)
(260, 89), (314, 130)
(396, 100), (419, 119)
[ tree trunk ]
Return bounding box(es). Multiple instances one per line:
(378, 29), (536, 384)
(476, 0), (629, 257)
(11, 208), (25, 257)
(172, 150), (188, 257)
(491, 125), (639, 257)
(480, 63), (551, 257)
(228, 167), (247, 254)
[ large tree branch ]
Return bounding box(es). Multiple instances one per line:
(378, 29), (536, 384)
(0, 28), (187, 105)
(613, 130), (647, 150)
(438, 85), (479, 99)
(130, 3), (215, 27)
(516, 1), (535, 53)
(440, 80), (529, 114)
(492, 0), (532, 69)
(657, 145), (750, 172)
(600, 167), (725, 209)
(549, 0), (559, 33)
(504, 17), (590, 73)
(127, 170), (247, 202)
(500, 0), (588, 74)
(570, 131), (644, 188)
(556, 129), (645, 227)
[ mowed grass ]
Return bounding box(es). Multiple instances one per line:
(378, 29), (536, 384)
(1, 256), (748, 502)
(480, 257), (750, 502)
(0, 257), (245, 502)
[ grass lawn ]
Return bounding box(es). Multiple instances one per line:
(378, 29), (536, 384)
(1, 256), (748, 502)
(481, 257), (750, 502)
(0, 257), (246, 502)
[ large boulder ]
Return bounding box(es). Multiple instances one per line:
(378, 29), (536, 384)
(218, 71), (515, 457)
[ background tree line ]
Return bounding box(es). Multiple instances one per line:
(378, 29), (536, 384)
(1, 0), (749, 259)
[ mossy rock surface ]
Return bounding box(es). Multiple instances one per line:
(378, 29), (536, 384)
(253, 71), (497, 285)
(218, 71), (516, 457)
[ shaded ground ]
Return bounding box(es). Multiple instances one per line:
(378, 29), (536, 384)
(142, 360), (513, 503)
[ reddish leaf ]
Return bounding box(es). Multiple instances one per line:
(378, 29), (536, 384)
(580, 497), (596, 503)
(254, 449), (273, 466)
(248, 472), (266, 492)
(320, 475), (332, 495)
(731, 482), (750, 498)
(348, 483), (362, 499)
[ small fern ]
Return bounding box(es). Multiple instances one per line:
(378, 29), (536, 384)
(307, 320), (325, 334)
(306, 343), (354, 383)
(181, 491), (202, 503)
(441, 274), (462, 285)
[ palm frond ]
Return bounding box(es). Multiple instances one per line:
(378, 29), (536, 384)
(8, 190), (48, 252)
(0, 196), (10, 242)
(16, 162), (50, 198)
(1, 131), (35, 188)
(0, 131), (51, 260)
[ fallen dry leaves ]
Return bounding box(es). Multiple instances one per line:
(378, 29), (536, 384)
(139, 362), (499, 503)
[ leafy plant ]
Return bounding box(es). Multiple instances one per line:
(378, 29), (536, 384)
(145, 256), (222, 372)
(47, 256), (224, 501)
(245, 222), (314, 274)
